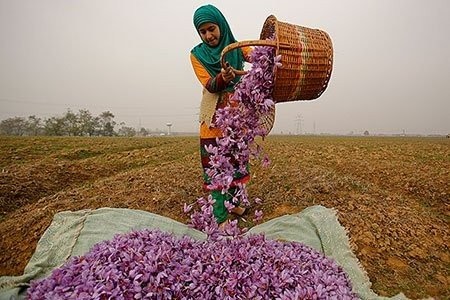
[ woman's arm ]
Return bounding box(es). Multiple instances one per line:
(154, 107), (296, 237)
(190, 54), (227, 93)
(242, 46), (253, 63)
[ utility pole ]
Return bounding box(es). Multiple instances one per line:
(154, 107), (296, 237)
(138, 118), (142, 136)
(295, 114), (303, 135)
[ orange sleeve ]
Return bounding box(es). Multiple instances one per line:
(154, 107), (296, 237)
(242, 46), (253, 62)
(190, 47), (253, 88)
(190, 53), (211, 88)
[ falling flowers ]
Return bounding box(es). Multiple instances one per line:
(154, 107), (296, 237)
(205, 44), (280, 204)
(187, 44), (281, 236)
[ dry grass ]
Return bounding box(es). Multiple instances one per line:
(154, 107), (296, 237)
(0, 135), (449, 299)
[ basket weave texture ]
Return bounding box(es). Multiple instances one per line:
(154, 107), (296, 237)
(260, 15), (333, 103)
(219, 15), (333, 133)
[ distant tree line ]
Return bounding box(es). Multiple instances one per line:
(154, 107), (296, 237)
(0, 109), (155, 137)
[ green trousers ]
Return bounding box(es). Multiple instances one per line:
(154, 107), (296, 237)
(211, 187), (237, 224)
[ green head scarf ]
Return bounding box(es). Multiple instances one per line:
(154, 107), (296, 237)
(191, 4), (244, 87)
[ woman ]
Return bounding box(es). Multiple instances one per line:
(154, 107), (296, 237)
(190, 4), (251, 224)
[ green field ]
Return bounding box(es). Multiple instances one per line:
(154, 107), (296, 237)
(0, 135), (449, 299)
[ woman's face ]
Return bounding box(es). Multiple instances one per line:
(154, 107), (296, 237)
(198, 22), (220, 47)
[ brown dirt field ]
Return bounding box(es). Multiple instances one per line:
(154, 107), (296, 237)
(0, 135), (449, 299)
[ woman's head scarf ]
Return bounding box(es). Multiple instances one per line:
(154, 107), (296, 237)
(191, 4), (244, 81)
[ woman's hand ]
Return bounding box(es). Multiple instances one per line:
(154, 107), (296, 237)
(221, 62), (235, 83)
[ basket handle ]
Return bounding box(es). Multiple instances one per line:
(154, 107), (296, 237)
(220, 40), (278, 75)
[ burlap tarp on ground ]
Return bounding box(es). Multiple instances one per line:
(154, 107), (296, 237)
(0, 205), (407, 300)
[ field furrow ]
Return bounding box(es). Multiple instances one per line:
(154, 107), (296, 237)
(0, 135), (449, 299)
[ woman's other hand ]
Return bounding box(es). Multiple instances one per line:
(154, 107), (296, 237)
(221, 62), (235, 83)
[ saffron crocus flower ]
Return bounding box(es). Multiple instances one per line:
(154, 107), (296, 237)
(224, 200), (236, 212)
(183, 203), (193, 213)
(254, 210), (264, 222)
(26, 229), (358, 299)
(262, 154), (271, 168)
(188, 41), (280, 238)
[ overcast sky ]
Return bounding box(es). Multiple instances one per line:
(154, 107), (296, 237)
(0, 0), (449, 135)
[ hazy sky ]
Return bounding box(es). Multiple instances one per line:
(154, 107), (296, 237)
(1, 0), (449, 135)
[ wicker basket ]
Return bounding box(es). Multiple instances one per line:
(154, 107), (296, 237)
(221, 15), (333, 103)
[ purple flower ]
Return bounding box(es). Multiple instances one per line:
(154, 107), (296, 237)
(183, 203), (193, 213)
(26, 229), (358, 299)
(253, 210), (264, 222)
(254, 197), (263, 205)
(262, 154), (271, 168)
(224, 200), (236, 212)
(185, 41), (280, 240)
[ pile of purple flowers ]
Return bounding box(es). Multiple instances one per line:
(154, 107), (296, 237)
(27, 229), (358, 299)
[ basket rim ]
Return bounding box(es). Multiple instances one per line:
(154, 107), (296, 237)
(261, 15), (281, 90)
(261, 15), (280, 54)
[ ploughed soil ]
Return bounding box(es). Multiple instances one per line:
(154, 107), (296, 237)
(0, 135), (449, 299)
